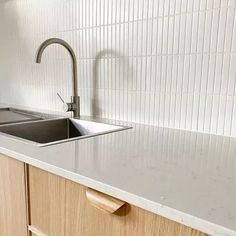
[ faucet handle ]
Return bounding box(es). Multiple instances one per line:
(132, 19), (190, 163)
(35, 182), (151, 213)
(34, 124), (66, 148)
(57, 93), (65, 104)
(57, 93), (75, 113)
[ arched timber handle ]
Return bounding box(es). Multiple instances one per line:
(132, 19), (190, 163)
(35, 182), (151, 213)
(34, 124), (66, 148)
(86, 188), (126, 214)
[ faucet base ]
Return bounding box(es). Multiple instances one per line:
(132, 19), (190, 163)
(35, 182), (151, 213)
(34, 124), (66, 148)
(72, 96), (80, 118)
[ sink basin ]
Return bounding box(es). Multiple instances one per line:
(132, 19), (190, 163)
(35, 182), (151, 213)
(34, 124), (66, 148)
(0, 108), (42, 125)
(0, 118), (130, 147)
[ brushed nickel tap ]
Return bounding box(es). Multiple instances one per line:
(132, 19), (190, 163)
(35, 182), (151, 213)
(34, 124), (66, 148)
(36, 38), (80, 117)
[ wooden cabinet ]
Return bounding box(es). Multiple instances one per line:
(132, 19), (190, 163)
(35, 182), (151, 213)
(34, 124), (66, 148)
(28, 166), (207, 236)
(0, 153), (208, 236)
(0, 154), (28, 236)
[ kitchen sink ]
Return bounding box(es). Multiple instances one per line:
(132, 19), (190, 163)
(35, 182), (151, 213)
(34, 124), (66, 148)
(0, 118), (130, 147)
(0, 108), (42, 125)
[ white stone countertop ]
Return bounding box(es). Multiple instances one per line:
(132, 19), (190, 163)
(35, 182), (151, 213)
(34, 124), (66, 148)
(0, 104), (235, 236)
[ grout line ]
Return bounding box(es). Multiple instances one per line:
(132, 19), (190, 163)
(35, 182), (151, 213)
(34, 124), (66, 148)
(12, 5), (236, 37)
(139, 0), (145, 123)
(168, 0), (177, 128)
(123, 0), (128, 121)
(229, 78), (236, 136)
(131, 0), (135, 122)
(157, 1), (165, 127)
(191, 1), (201, 130)
(216, 3), (229, 133)
(127, 0), (131, 122)
(196, 1), (208, 132)
(134, 0), (140, 123)
(118, 0), (122, 121)
(185, 1), (196, 130)
(173, 0), (183, 129)
(6, 52), (236, 62)
(85, 0), (89, 115)
(144, 0), (150, 124)
(114, 0), (118, 120)
(202, 1), (214, 132)
(223, 5), (236, 134)
(147, 0), (155, 125)
(106, 0), (109, 118)
(163, 0), (171, 128)
(178, 0), (189, 129)
(209, 0), (222, 133)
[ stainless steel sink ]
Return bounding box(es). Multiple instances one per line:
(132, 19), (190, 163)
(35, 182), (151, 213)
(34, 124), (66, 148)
(0, 108), (42, 125)
(0, 118), (130, 147)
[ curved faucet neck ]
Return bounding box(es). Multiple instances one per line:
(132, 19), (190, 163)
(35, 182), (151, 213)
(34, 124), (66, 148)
(36, 38), (80, 117)
(36, 38), (78, 98)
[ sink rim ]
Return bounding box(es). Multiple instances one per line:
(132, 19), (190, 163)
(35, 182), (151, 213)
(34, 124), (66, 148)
(0, 107), (43, 125)
(0, 117), (132, 147)
(0, 107), (58, 125)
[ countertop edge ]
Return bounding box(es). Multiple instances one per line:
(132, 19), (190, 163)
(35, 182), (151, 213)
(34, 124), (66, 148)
(0, 146), (235, 236)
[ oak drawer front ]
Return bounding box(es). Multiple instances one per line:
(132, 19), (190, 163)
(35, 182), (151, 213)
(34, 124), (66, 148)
(28, 166), (207, 236)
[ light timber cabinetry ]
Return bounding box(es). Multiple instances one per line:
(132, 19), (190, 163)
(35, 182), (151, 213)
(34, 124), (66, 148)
(27, 166), (207, 236)
(0, 154), (208, 236)
(0, 154), (28, 236)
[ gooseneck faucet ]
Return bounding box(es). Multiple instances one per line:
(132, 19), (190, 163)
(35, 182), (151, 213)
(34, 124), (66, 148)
(36, 38), (80, 117)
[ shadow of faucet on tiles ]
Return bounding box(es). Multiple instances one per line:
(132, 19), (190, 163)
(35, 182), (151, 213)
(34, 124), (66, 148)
(89, 49), (134, 174)
(92, 49), (133, 118)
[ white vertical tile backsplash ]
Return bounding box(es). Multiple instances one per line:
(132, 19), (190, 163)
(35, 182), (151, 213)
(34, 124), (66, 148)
(0, 0), (235, 137)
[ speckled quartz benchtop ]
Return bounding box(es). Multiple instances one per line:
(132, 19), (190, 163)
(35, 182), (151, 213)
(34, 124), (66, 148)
(0, 104), (235, 236)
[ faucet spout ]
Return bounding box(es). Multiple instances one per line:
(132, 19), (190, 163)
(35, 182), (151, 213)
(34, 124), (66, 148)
(36, 38), (80, 117)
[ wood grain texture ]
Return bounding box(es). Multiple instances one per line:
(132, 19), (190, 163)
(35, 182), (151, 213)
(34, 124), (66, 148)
(0, 154), (28, 236)
(28, 165), (66, 236)
(28, 166), (208, 236)
(86, 188), (126, 213)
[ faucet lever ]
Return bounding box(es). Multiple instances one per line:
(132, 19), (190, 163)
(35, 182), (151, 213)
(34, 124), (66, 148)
(57, 93), (65, 104)
(57, 93), (75, 113)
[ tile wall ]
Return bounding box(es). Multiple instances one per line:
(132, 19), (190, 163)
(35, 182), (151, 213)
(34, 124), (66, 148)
(0, 0), (235, 136)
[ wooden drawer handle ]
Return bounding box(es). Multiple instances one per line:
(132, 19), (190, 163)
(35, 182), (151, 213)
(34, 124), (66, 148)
(86, 188), (126, 214)
(28, 225), (46, 236)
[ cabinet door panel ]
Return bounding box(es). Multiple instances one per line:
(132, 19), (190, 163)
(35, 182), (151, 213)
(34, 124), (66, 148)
(28, 166), (207, 236)
(28, 166), (66, 235)
(0, 154), (28, 236)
